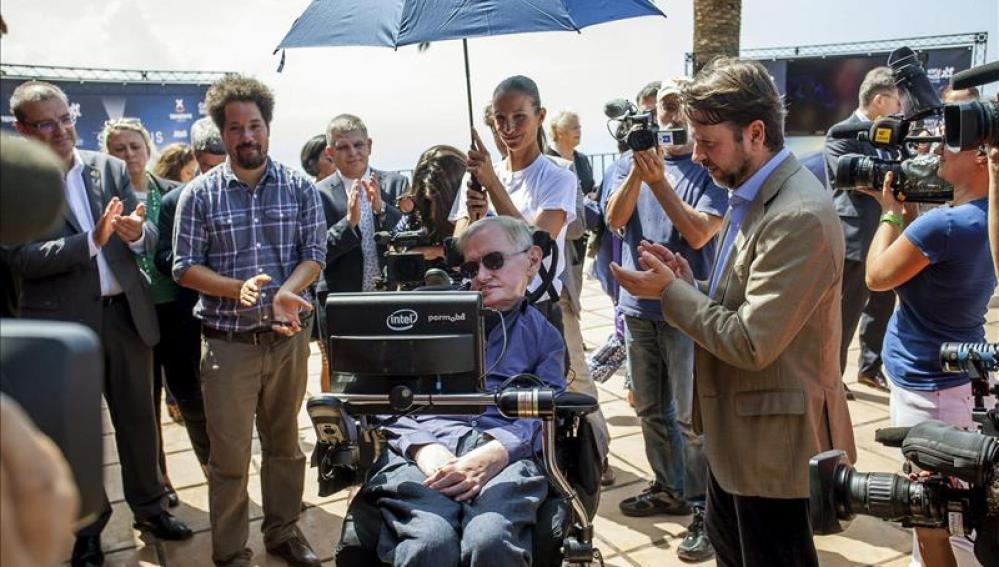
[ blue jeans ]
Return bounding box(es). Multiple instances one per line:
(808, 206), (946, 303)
(625, 315), (706, 500)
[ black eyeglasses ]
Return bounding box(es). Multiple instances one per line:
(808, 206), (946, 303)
(460, 248), (529, 279)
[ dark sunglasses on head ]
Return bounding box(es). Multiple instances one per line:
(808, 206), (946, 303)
(460, 248), (530, 279)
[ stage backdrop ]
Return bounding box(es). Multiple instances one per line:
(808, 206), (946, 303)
(758, 46), (974, 136)
(1, 78), (210, 152)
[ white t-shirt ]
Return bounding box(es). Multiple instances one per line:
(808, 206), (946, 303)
(451, 154), (577, 296)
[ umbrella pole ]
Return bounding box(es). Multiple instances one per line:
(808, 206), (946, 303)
(463, 38), (474, 147)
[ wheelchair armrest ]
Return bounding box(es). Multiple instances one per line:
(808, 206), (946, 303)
(554, 392), (598, 416)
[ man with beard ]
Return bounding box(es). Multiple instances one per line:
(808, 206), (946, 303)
(173, 75), (326, 567)
(611, 58), (855, 566)
(7, 80), (193, 567)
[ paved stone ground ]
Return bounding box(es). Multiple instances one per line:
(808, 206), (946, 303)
(80, 278), (999, 566)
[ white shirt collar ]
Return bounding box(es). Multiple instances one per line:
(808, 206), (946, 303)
(67, 149), (85, 179)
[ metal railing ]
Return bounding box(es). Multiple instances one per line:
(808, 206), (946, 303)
(0, 63), (229, 84)
(685, 31), (989, 74)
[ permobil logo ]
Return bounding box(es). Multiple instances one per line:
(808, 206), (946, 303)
(386, 309), (418, 331)
(427, 312), (467, 324)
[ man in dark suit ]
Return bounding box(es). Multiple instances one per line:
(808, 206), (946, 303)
(824, 66), (902, 393)
(7, 81), (191, 566)
(317, 114), (407, 292)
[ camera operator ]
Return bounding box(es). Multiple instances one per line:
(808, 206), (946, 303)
(604, 77), (728, 562)
(825, 66), (904, 394)
(355, 216), (564, 566)
(612, 57), (856, 566)
(860, 89), (996, 566)
(393, 144), (467, 261)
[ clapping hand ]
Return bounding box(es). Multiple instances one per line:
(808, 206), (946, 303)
(240, 274), (271, 306)
(112, 201), (145, 242)
(638, 240), (694, 284)
(610, 241), (679, 299)
(93, 198), (124, 247)
(364, 174), (384, 214)
(346, 180), (362, 228)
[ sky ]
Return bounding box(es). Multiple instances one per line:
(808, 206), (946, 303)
(1, 0), (997, 172)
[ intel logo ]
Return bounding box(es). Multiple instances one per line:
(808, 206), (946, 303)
(386, 309), (418, 331)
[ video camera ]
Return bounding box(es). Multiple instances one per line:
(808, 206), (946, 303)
(833, 47), (954, 203)
(945, 60), (999, 151)
(809, 342), (999, 565)
(835, 49), (999, 203)
(603, 99), (687, 152)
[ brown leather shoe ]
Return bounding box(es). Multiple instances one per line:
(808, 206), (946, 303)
(266, 537), (321, 567)
(858, 371), (891, 392)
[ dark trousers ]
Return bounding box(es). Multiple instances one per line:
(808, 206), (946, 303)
(153, 298), (210, 467)
(839, 259), (895, 377)
(78, 299), (166, 536)
(705, 472), (818, 567)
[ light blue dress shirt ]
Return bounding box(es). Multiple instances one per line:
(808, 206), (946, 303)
(708, 147), (791, 296)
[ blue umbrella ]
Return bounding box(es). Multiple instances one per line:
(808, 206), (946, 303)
(275, 0), (666, 141)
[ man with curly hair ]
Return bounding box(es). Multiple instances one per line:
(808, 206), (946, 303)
(173, 75), (326, 567)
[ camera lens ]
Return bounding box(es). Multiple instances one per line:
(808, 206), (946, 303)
(626, 127), (657, 152)
(944, 100), (999, 152)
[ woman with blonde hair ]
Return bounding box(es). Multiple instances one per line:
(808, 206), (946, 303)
(101, 119), (210, 506)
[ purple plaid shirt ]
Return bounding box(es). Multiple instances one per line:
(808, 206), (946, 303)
(172, 158), (326, 332)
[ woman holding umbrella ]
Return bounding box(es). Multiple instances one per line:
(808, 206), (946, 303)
(452, 75), (577, 329)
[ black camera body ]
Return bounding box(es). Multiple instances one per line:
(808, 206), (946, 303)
(833, 47), (956, 203)
(374, 227), (461, 291)
(836, 152), (953, 204)
(810, 342), (999, 566)
(603, 98), (687, 152)
(945, 59), (999, 151)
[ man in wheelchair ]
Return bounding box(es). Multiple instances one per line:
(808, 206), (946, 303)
(355, 216), (566, 566)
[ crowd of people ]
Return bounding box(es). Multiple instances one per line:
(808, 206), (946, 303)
(1, 54), (997, 567)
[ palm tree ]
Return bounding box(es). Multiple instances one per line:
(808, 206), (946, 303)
(692, 0), (742, 74)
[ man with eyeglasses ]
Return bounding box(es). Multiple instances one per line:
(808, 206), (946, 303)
(7, 80), (192, 567)
(317, 113), (408, 293)
(824, 66), (903, 395)
(356, 215), (565, 565)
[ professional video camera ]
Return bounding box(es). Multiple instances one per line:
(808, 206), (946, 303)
(373, 226), (460, 291)
(832, 46), (955, 203)
(603, 98), (687, 152)
(945, 60), (999, 151)
(809, 342), (999, 566)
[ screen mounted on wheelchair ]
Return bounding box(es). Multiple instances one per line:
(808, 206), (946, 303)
(325, 291), (486, 414)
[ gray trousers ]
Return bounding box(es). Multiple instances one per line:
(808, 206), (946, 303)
(201, 325), (311, 565)
(364, 432), (548, 567)
(79, 300), (167, 536)
(840, 259), (895, 377)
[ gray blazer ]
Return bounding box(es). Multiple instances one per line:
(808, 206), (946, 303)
(7, 150), (160, 347)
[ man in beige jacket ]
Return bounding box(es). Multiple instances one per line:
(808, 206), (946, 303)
(612, 57), (856, 567)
